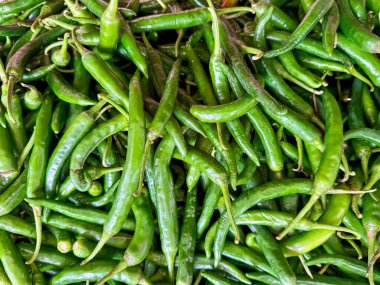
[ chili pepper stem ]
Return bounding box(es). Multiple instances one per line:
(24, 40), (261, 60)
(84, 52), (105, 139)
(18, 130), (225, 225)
(348, 67), (375, 92)
(81, 233), (112, 265)
(366, 228), (380, 285)
(167, 251), (176, 282)
(17, 130), (35, 171)
(364, 172), (380, 191)
(42, 18), (76, 30)
(347, 239), (363, 259)
(216, 123), (228, 151)
(361, 155), (370, 184)
(368, 246), (380, 284)
(340, 151), (352, 182)
(352, 195), (363, 218)
(310, 115), (325, 130)
(299, 255), (313, 279)
(44, 41), (65, 55)
(6, 77), (16, 123)
(70, 29), (87, 55)
(135, 141), (151, 197)
(174, 29), (185, 58)
(95, 258), (129, 285)
(63, 12), (101, 25)
(221, 183), (239, 244)
(277, 193), (320, 240)
(60, 33), (69, 59)
(26, 206), (42, 264)
(318, 263), (330, 274)
(292, 137), (303, 172)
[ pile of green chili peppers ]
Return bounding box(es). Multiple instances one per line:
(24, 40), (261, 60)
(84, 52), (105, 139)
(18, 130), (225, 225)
(1, 0), (380, 284)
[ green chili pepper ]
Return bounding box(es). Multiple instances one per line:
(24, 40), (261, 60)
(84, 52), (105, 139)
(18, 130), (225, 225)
(277, 89), (343, 240)
(0, 230), (31, 284)
(264, 0), (335, 58)
(82, 70), (145, 264)
(26, 93), (53, 264)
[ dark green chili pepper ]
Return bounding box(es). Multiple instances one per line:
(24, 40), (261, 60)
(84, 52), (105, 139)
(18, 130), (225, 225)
(306, 254), (380, 282)
(72, 33), (130, 110)
(148, 58), (181, 142)
(147, 251), (251, 284)
(26, 198), (135, 231)
(252, 225), (296, 285)
(343, 210), (370, 247)
(78, 0), (148, 76)
(222, 64), (284, 172)
(153, 135), (178, 281)
(97, 139), (120, 191)
(0, 169), (26, 215)
(21, 83), (43, 110)
(129, 8), (212, 32)
(31, 262), (46, 285)
(197, 121), (238, 190)
(270, 41), (324, 89)
(46, 101), (106, 199)
(362, 85), (378, 127)
(18, 242), (78, 268)
(348, 79), (371, 182)
(46, 69), (96, 106)
(47, 213), (132, 249)
(220, 20), (323, 151)
(201, 271), (242, 285)
(72, 239), (124, 260)
(348, 0), (368, 23)
(47, 225), (73, 254)
(280, 141), (312, 172)
(0, 0), (44, 16)
(70, 113), (128, 192)
(51, 33), (71, 67)
(322, 2), (339, 56)
(234, 209), (357, 234)
(173, 144), (239, 242)
(252, 8), (322, 127)
(197, 183), (221, 238)
(247, 272), (369, 285)
(337, 33), (380, 87)
(67, 179), (119, 207)
(0, 22), (31, 37)
(176, 188), (197, 285)
(1, 82), (27, 154)
(216, 240), (273, 275)
(0, 230), (31, 284)
(344, 128), (380, 146)
(172, 105), (207, 138)
(96, 0), (122, 60)
(190, 96), (258, 123)
(338, 0), (380, 53)
(253, 3), (297, 32)
(266, 30), (353, 68)
(51, 101), (69, 134)
(5, 30), (33, 65)
(0, 213), (37, 239)
(52, 261), (148, 285)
